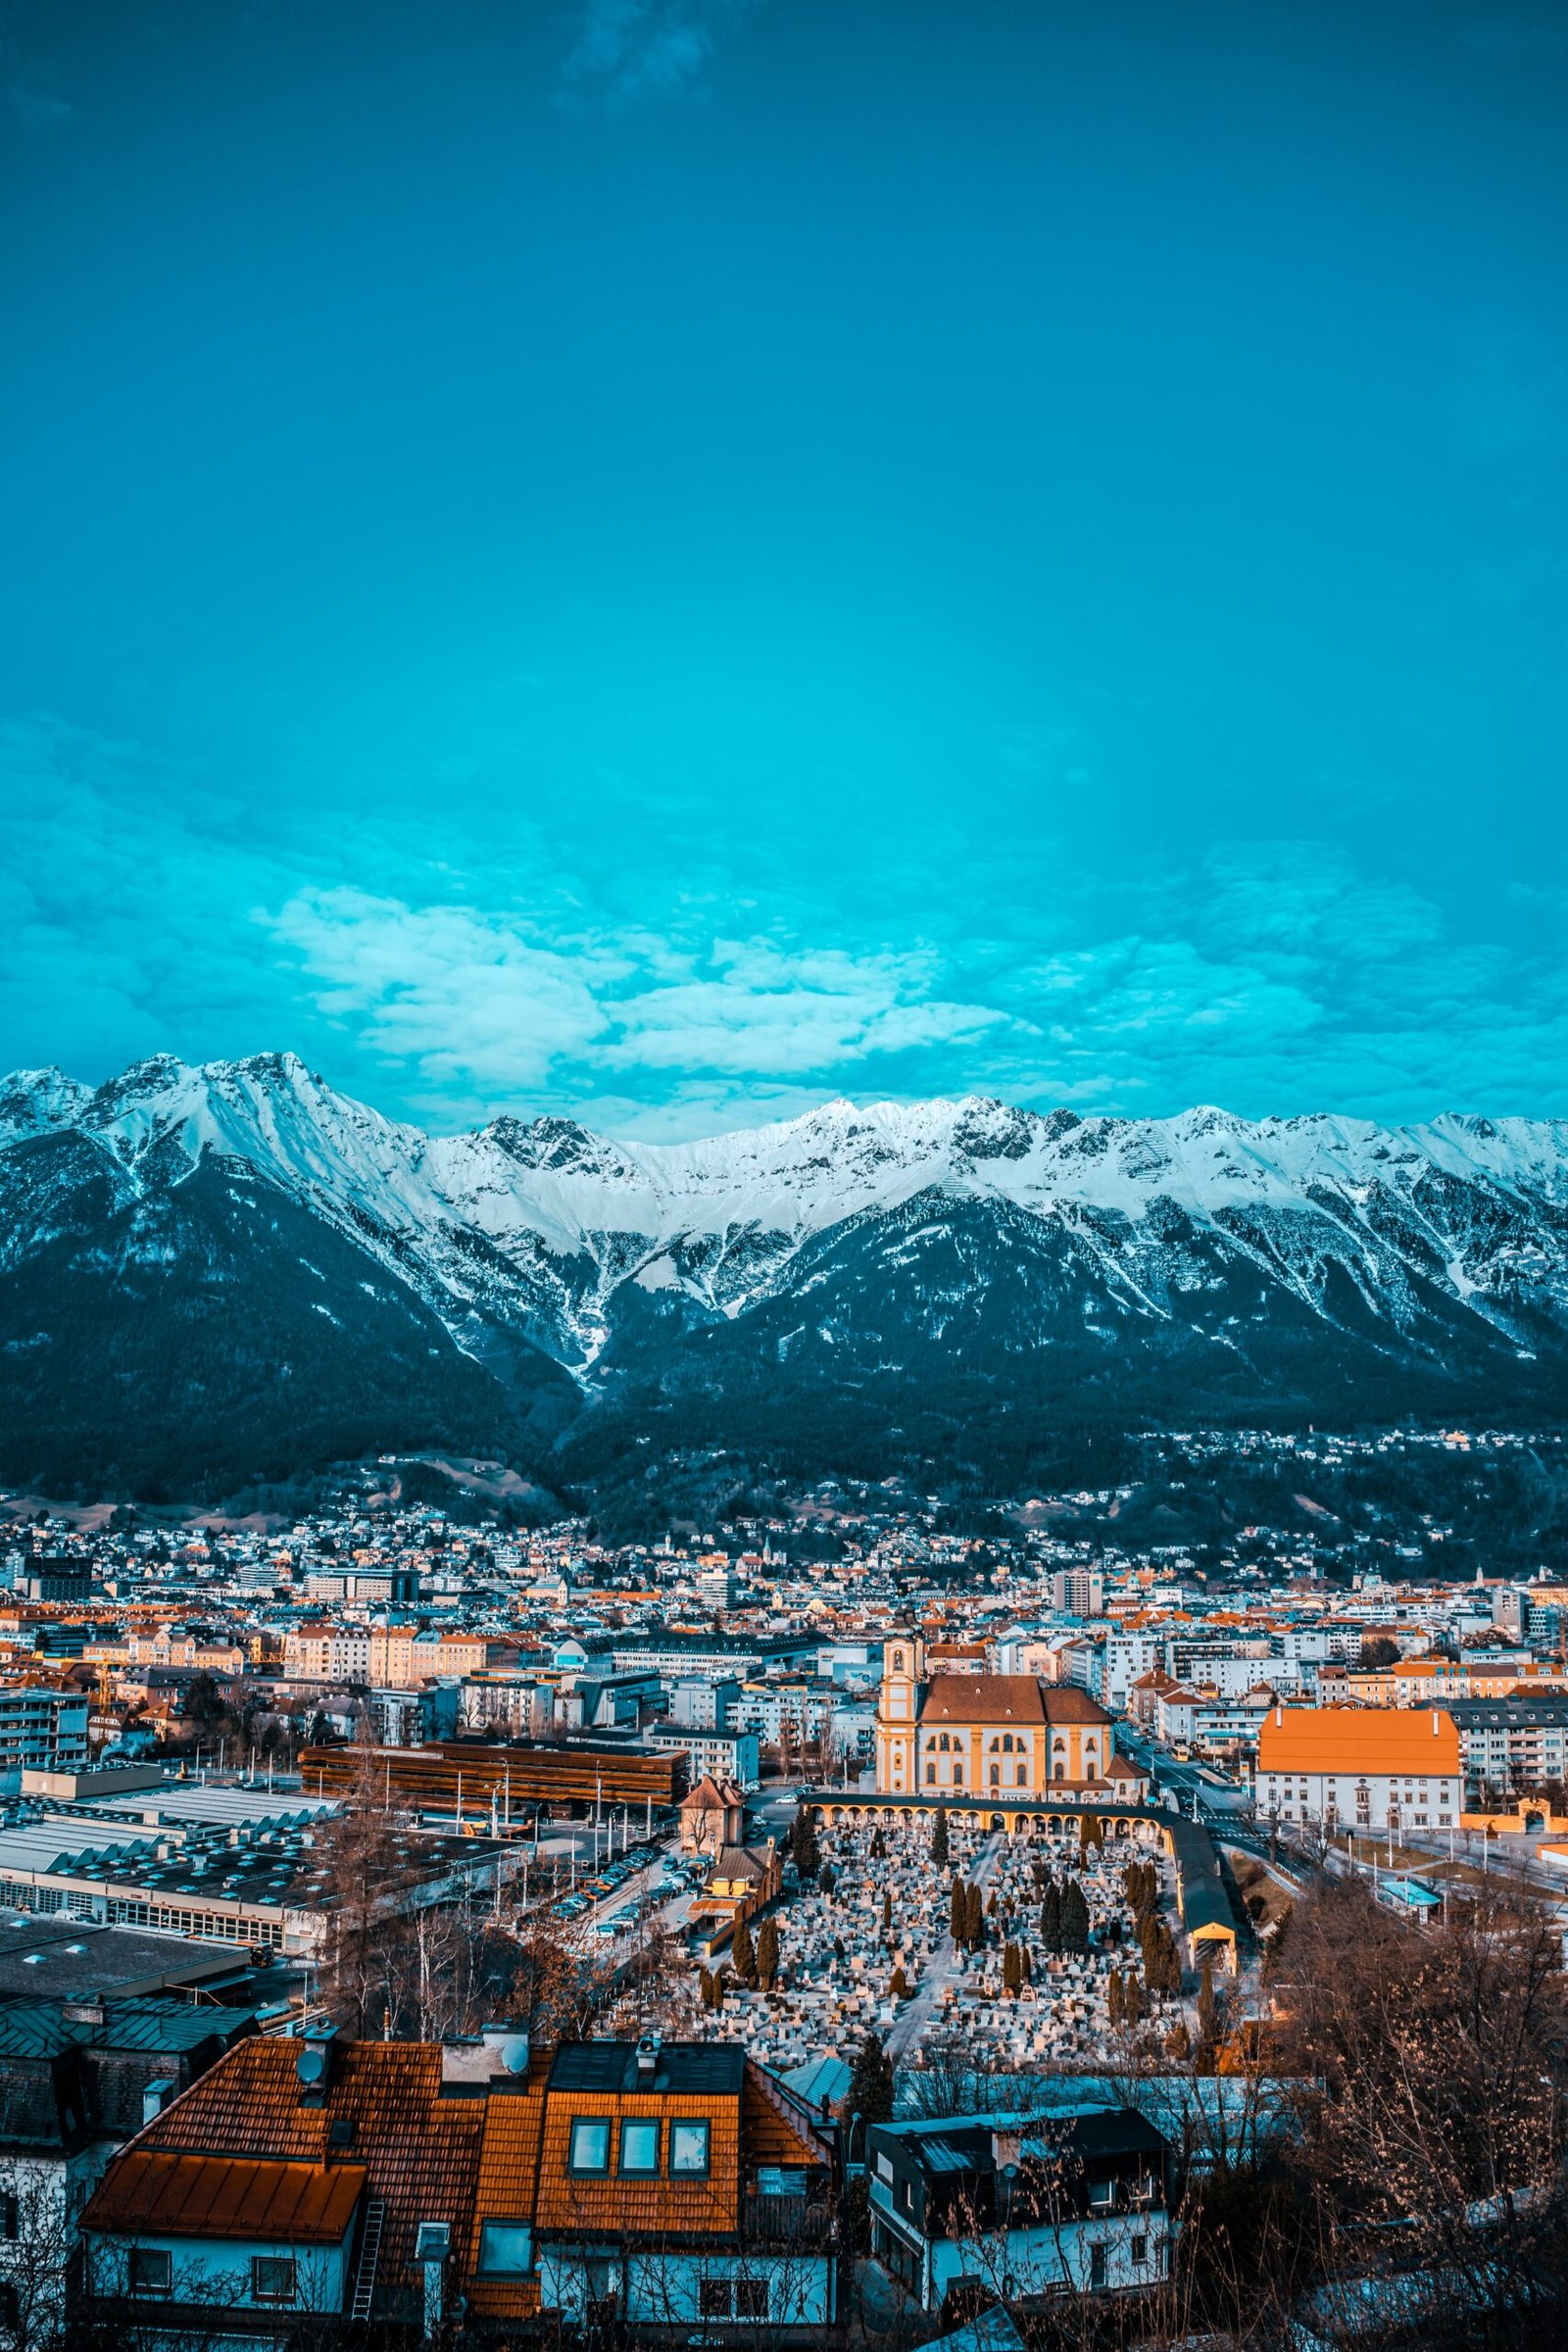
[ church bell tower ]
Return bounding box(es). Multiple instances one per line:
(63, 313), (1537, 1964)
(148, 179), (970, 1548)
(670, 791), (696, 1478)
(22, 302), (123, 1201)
(876, 1634), (926, 1793)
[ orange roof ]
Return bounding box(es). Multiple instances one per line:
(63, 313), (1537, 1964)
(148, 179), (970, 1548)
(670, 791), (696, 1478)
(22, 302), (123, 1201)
(84, 2153), (366, 2243)
(1257, 1706), (1460, 1776)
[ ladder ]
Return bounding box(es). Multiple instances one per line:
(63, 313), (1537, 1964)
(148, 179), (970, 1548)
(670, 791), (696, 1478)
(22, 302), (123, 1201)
(350, 2198), (386, 2322)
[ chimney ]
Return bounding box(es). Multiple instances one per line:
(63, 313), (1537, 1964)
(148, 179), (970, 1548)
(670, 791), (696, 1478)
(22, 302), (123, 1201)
(296, 2025), (337, 2102)
(415, 2221), (449, 2338)
(480, 2023), (530, 2078)
(142, 2078), (175, 2128)
(635, 2032), (661, 2080)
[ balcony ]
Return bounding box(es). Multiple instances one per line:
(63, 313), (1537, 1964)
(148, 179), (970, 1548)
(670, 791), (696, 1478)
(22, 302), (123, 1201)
(741, 2192), (836, 2249)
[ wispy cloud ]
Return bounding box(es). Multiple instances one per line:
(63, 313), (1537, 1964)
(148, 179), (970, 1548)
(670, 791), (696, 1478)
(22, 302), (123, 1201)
(559, 0), (767, 110)
(4, 722), (1565, 1138)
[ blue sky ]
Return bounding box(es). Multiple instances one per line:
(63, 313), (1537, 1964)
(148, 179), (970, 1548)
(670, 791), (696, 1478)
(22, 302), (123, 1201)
(1, 0), (1564, 1137)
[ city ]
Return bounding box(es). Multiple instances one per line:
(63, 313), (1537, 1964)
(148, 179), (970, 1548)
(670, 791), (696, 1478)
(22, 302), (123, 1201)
(0, 1426), (1563, 2341)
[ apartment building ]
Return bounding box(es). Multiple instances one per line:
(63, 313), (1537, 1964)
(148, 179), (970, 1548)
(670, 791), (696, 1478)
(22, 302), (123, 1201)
(0, 1688), (89, 1787)
(1446, 1695), (1568, 1800)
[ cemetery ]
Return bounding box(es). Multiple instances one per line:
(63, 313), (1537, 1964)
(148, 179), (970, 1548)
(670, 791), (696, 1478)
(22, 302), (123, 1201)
(687, 1805), (1191, 2081)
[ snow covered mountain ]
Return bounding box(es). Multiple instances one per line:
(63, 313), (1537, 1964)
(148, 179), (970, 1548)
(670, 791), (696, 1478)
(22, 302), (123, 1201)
(3, 1052), (1566, 1494)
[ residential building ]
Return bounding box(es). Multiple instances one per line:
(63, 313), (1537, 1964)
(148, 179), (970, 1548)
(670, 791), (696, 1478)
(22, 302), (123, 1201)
(0, 1689), (89, 1788)
(78, 2033), (838, 2339)
(1446, 1694), (1568, 1801)
(868, 2104), (1172, 2311)
(649, 1728), (760, 1788)
(1051, 1568), (1104, 1617)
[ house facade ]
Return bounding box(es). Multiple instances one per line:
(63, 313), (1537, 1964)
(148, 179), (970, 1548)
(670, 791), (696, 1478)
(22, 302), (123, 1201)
(867, 2105), (1173, 2314)
(1254, 1705), (1462, 1835)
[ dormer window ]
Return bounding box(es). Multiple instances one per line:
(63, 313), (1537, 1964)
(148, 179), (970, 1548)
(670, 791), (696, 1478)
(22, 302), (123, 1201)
(670, 2121), (710, 2176)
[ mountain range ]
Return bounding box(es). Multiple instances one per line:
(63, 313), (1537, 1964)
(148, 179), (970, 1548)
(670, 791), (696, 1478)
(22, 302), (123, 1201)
(2, 1052), (1565, 1499)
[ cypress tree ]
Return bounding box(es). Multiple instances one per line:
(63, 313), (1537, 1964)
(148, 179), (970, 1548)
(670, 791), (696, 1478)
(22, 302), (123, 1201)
(847, 2031), (896, 2127)
(1020, 1943), (1032, 1985)
(1198, 1956), (1217, 2048)
(890, 1965), (908, 2001)
(1003, 1941), (1021, 1995)
(1124, 1971), (1143, 2025)
(882, 1888), (893, 1932)
(1108, 1968), (1124, 2024)
(1061, 1879), (1090, 1953)
(1041, 1877), (1061, 1950)
(791, 1806), (820, 1879)
(963, 1881), (984, 1947)
(756, 1916), (780, 1991)
(931, 1804), (950, 1865)
(731, 1914), (757, 1984)
(951, 1879), (967, 1942)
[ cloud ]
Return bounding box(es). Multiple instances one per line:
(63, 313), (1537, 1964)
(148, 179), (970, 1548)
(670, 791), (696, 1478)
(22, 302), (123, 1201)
(559, 0), (767, 109)
(267, 889), (613, 1090)
(603, 940), (1009, 1073)
(4, 719), (1565, 1139)
(268, 893), (1012, 1090)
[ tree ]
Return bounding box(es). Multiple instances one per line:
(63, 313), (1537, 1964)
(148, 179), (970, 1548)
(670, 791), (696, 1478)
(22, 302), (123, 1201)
(963, 1881), (984, 1948)
(789, 1804), (820, 1879)
(1359, 1633), (1399, 1668)
(730, 1914), (757, 1985)
(890, 1964), (909, 2000)
(847, 2030), (896, 2129)
(1019, 1942), (1032, 1985)
(882, 1888), (893, 1933)
(1108, 1967), (1124, 2024)
(1080, 1810), (1103, 1854)
(931, 1803), (950, 1865)
(1060, 1877), (1090, 1953)
(1040, 1876), (1061, 1951)
(1003, 1941), (1021, 1996)
(756, 1916), (780, 1991)
(1197, 1955), (1218, 2061)
(951, 1879), (967, 1942)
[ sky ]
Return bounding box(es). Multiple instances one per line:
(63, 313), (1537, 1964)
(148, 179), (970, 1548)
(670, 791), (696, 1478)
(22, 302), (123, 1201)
(1, 0), (1564, 1140)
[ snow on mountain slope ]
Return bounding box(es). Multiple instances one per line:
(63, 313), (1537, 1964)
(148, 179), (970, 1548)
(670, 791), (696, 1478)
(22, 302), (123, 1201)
(3, 1054), (1567, 1382)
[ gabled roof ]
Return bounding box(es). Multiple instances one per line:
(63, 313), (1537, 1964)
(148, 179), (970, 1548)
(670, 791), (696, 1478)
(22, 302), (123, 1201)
(918, 1676), (1046, 1726)
(82, 2037), (486, 2305)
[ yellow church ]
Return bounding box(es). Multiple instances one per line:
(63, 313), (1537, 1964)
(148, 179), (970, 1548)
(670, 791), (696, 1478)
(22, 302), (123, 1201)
(875, 1637), (1147, 1805)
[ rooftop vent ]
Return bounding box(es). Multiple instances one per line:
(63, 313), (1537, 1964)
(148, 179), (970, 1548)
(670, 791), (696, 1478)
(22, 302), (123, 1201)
(296, 2025), (338, 2099)
(635, 2032), (662, 2079)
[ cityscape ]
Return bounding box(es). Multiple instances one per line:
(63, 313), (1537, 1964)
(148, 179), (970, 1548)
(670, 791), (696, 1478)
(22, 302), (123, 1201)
(4, 0), (1567, 2346)
(0, 1422), (1562, 2342)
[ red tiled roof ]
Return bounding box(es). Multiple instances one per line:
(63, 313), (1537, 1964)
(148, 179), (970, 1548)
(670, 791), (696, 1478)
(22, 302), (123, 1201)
(84, 2153), (365, 2244)
(93, 2038), (486, 2305)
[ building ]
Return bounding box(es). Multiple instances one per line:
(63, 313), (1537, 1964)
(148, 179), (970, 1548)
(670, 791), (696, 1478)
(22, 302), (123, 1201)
(0, 1988), (260, 2342)
(867, 2104), (1172, 2311)
(0, 1689), (89, 1789)
(16, 1559), (93, 1604)
(1446, 1694), (1568, 1801)
(875, 1640), (1143, 1803)
(679, 1775), (748, 1855)
(1254, 1706), (1461, 1836)
(78, 2033), (838, 2339)
(649, 1727), (760, 1790)
(693, 1840), (782, 1936)
(529, 2039), (836, 2331)
(1051, 1569), (1104, 1617)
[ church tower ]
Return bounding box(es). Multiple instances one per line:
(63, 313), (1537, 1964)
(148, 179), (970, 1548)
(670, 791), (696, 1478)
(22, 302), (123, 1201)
(875, 1634), (926, 1793)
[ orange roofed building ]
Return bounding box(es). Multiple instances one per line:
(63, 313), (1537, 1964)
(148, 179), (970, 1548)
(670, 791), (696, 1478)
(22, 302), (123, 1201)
(78, 2029), (838, 2339)
(875, 1637), (1147, 1805)
(1255, 1704), (1461, 1837)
